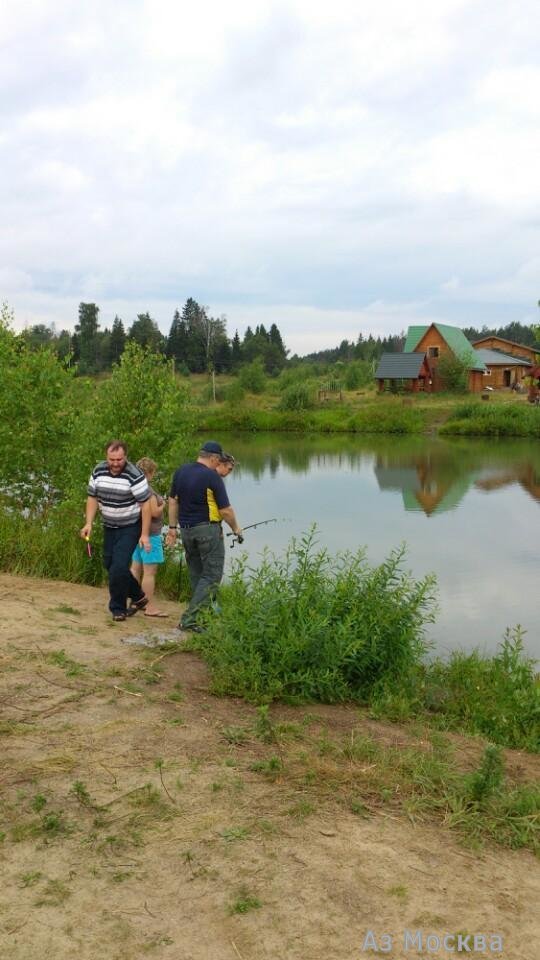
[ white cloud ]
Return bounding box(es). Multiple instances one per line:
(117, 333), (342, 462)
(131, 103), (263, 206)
(1, 0), (540, 349)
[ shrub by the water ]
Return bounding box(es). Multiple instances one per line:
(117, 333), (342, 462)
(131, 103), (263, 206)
(190, 530), (437, 703)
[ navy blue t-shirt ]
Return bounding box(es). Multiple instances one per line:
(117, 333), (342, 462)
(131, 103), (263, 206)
(170, 462), (230, 525)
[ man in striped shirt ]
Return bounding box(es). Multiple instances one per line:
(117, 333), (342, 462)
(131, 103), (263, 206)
(80, 440), (152, 622)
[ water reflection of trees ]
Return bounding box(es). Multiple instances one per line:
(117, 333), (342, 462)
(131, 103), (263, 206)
(224, 434), (540, 514)
(221, 434), (390, 479)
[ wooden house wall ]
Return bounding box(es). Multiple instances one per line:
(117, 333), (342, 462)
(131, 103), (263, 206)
(414, 326), (449, 363)
(473, 337), (537, 363)
(483, 364), (530, 388)
(468, 370), (485, 393)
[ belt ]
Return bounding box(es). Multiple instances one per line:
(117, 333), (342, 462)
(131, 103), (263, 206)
(179, 521), (219, 529)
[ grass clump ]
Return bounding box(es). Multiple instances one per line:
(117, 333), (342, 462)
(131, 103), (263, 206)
(192, 528), (436, 704)
(229, 887), (262, 914)
(46, 649), (86, 677)
(418, 628), (539, 751)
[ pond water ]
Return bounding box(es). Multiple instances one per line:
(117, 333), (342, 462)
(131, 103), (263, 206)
(217, 433), (540, 660)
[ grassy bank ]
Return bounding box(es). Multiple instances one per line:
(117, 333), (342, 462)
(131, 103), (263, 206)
(188, 533), (539, 754)
(441, 399), (540, 437)
(195, 397), (427, 434)
(193, 377), (539, 437)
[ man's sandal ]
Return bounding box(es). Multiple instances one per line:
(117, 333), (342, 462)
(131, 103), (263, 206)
(126, 595), (149, 617)
(112, 613), (127, 622)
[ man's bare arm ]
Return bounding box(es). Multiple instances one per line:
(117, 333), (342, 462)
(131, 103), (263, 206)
(80, 496), (98, 539)
(165, 497), (179, 546)
(139, 499), (152, 551)
(219, 506), (242, 537)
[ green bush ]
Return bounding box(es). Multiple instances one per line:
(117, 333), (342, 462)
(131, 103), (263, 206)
(278, 383), (315, 411)
(344, 361), (372, 390)
(437, 354), (469, 393)
(189, 530), (437, 703)
(238, 358), (266, 394)
(0, 322), (195, 587)
(224, 380), (246, 404)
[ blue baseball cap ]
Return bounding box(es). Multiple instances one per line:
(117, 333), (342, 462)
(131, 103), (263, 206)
(201, 440), (223, 455)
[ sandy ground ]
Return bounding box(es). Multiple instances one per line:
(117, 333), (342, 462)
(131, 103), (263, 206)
(0, 573), (538, 960)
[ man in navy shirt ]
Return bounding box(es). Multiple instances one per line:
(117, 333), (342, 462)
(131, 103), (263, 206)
(166, 440), (243, 632)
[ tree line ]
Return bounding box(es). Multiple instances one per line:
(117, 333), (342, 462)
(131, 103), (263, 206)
(16, 300), (540, 379)
(19, 298), (288, 376)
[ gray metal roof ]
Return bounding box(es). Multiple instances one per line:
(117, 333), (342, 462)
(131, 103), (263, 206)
(473, 348), (532, 367)
(375, 352), (427, 379)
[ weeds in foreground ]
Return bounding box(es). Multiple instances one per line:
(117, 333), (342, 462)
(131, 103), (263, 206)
(228, 887), (262, 915)
(46, 649), (86, 678)
(371, 627), (539, 752)
(34, 878), (71, 907)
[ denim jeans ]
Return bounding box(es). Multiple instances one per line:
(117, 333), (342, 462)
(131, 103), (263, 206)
(103, 521), (145, 615)
(180, 522), (224, 627)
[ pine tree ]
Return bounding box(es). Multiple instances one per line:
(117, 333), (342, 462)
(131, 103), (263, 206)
(128, 313), (164, 352)
(109, 316), (126, 363)
(75, 303), (100, 374)
(166, 309), (190, 363)
(231, 330), (242, 369)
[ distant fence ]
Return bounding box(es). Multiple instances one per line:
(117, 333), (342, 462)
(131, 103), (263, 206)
(318, 379), (343, 402)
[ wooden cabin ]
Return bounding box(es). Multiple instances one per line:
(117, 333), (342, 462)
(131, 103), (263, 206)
(375, 352), (432, 393)
(402, 323), (486, 393)
(472, 336), (538, 365)
(472, 348), (532, 389)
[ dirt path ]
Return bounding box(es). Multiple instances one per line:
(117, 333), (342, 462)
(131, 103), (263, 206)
(0, 573), (538, 960)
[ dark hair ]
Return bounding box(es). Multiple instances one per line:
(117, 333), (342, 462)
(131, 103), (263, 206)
(105, 439), (128, 455)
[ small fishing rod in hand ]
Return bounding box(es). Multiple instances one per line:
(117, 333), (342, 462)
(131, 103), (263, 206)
(227, 518), (278, 548)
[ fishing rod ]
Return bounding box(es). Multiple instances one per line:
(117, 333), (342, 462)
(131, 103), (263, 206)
(226, 518), (278, 548)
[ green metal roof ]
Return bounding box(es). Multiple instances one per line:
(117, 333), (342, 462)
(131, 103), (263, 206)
(402, 474), (472, 515)
(404, 323), (486, 371)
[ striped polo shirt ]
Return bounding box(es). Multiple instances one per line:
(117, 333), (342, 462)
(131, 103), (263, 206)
(87, 460), (150, 528)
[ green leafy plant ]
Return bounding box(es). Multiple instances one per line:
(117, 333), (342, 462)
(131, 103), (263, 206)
(192, 528), (436, 705)
(229, 887), (262, 914)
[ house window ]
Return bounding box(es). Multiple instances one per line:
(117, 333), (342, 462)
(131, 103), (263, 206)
(427, 346), (439, 358)
(484, 368), (492, 376)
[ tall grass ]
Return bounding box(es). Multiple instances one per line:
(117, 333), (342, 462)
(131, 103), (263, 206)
(441, 400), (540, 437)
(190, 529), (437, 703)
(196, 400), (426, 434)
(420, 627), (540, 751)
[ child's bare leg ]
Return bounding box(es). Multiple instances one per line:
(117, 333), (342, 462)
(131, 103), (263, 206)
(131, 561), (143, 585)
(141, 564), (164, 615)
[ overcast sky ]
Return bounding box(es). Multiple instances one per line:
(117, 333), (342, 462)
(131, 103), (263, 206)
(2, 0), (540, 354)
